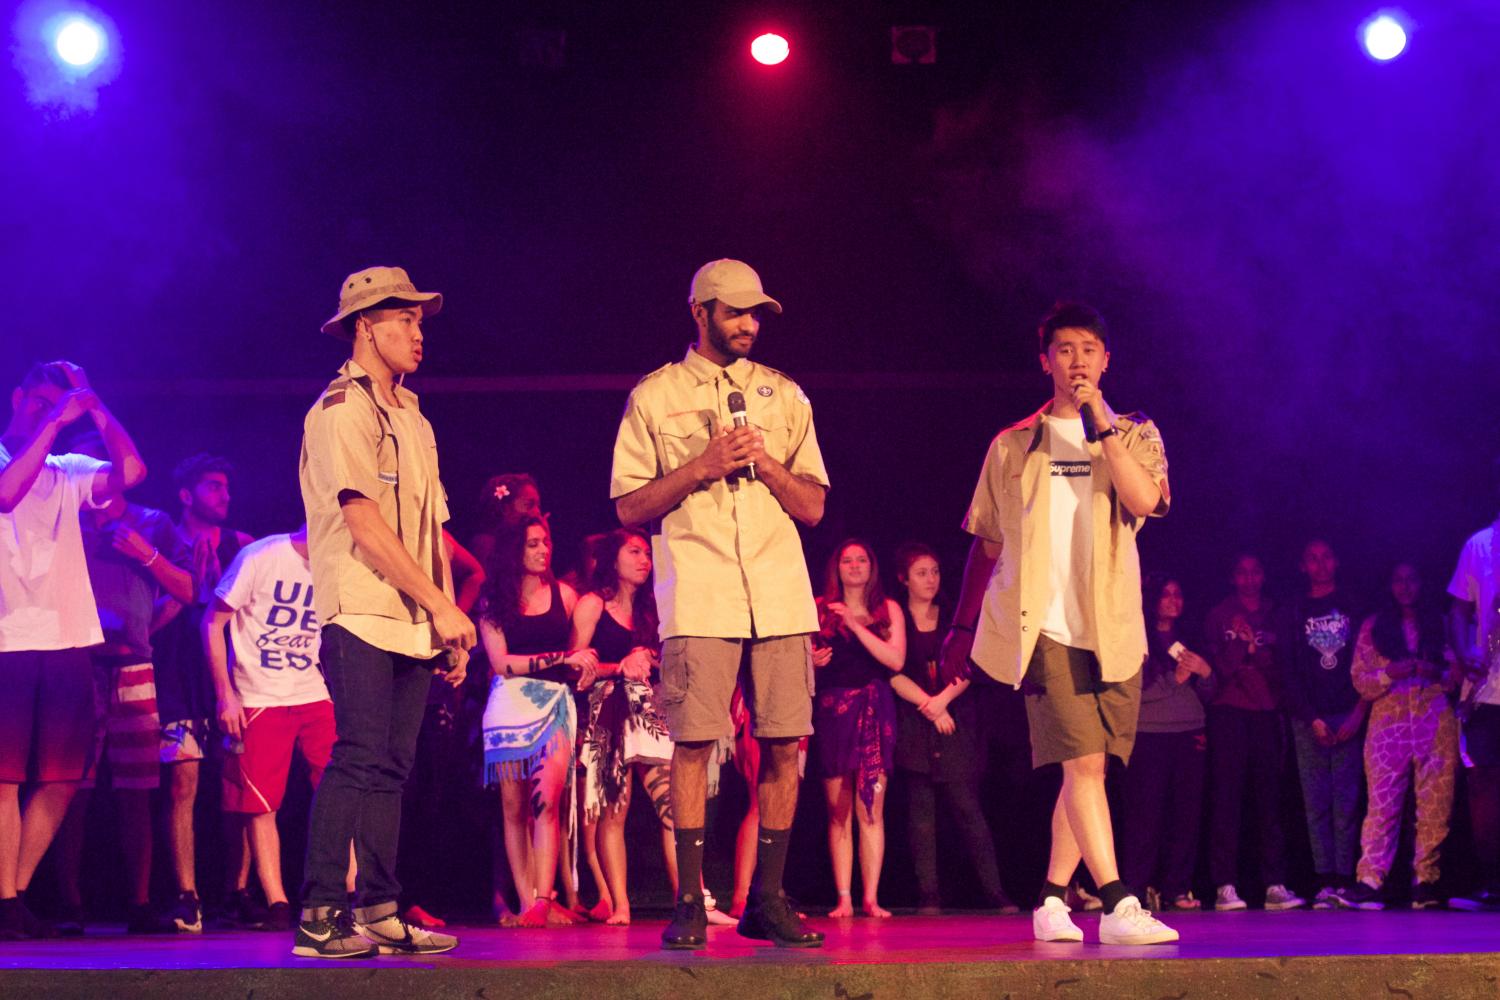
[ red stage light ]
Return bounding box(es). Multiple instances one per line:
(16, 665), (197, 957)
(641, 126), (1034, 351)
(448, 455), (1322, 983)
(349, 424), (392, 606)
(751, 33), (789, 66)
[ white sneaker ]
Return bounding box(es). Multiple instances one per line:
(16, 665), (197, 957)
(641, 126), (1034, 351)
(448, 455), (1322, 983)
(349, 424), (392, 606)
(1215, 884), (1248, 911)
(1032, 896), (1084, 942)
(1263, 884), (1306, 911)
(1099, 896), (1179, 945)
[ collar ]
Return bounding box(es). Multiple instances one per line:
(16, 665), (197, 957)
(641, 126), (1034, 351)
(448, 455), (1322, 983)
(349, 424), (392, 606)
(1015, 398), (1122, 454)
(680, 345), (754, 389)
(338, 358), (418, 408)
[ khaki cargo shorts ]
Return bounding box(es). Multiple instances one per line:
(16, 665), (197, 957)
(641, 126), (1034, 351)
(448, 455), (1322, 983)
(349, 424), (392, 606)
(1021, 634), (1141, 768)
(659, 635), (814, 743)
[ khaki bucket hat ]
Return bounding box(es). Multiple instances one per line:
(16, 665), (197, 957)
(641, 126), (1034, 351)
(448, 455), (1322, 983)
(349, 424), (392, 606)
(321, 265), (443, 339)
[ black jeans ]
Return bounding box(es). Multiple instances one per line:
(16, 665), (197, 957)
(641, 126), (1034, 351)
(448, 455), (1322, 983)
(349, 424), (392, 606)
(905, 771), (1006, 905)
(303, 624), (433, 911)
(1207, 706), (1288, 887)
(1120, 729), (1206, 898)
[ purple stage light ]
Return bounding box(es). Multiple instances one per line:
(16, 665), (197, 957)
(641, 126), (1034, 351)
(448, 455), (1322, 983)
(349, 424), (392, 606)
(52, 14), (105, 70)
(1360, 12), (1408, 61)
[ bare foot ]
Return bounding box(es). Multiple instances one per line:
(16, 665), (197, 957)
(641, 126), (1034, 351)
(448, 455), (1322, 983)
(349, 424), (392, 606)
(828, 898), (855, 918)
(403, 904), (446, 928)
(605, 907), (631, 926)
(546, 899), (585, 926)
(515, 900), (551, 928)
(862, 900), (892, 918)
(705, 906), (737, 926)
(585, 899), (613, 923)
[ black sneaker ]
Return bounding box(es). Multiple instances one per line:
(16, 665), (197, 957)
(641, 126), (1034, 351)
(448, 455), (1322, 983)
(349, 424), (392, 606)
(55, 904), (86, 937)
(0, 898), (26, 940)
(662, 895), (708, 950)
(127, 904), (176, 934)
(292, 908), (376, 959)
(354, 912), (457, 955)
(737, 892), (824, 949)
(1410, 883), (1444, 910)
(170, 891), (203, 933)
(1331, 881), (1385, 911)
(227, 889), (269, 929)
(1449, 887), (1500, 912)
(16, 896), (54, 939)
(264, 902), (294, 932)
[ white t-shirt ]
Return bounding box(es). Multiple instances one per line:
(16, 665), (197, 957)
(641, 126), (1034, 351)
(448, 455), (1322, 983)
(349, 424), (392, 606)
(1041, 418), (1095, 650)
(1448, 521), (1500, 707)
(0, 446), (107, 652)
(215, 534), (330, 708)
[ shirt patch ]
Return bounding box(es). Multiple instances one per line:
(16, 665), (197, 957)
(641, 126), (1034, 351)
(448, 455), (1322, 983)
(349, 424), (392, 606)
(796, 387), (810, 404)
(321, 391), (346, 409)
(757, 385), (774, 397)
(377, 471), (398, 485)
(1050, 460), (1090, 477)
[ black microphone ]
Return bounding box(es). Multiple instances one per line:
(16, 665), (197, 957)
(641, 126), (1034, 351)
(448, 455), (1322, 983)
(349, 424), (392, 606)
(1072, 377), (1098, 443)
(726, 391), (757, 481)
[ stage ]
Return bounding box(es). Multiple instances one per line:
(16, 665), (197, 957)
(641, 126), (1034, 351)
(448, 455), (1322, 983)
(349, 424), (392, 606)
(3, 910), (1498, 999)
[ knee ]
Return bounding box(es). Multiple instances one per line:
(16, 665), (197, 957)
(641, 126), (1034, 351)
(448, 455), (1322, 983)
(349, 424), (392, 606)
(1062, 754), (1106, 785)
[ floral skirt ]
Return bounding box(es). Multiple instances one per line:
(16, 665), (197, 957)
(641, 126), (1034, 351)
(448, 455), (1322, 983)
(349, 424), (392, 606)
(579, 678), (674, 821)
(481, 675), (576, 786)
(813, 680), (896, 813)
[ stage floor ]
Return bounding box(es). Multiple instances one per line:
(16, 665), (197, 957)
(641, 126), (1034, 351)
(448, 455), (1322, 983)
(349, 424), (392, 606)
(5, 910), (1499, 998)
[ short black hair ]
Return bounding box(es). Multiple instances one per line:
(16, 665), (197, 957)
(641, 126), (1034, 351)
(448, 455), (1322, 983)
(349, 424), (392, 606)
(19, 361), (75, 393)
(173, 453), (235, 494)
(1038, 302), (1109, 354)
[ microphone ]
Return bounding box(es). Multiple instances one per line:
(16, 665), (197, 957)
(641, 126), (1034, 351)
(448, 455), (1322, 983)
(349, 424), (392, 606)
(1072, 376), (1099, 443)
(726, 391), (758, 482)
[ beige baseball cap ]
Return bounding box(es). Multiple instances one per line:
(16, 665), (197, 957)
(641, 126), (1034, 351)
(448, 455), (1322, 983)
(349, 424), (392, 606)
(321, 265), (443, 339)
(688, 259), (782, 314)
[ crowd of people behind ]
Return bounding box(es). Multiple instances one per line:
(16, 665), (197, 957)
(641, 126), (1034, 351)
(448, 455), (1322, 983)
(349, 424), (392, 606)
(2, 347), (1497, 943)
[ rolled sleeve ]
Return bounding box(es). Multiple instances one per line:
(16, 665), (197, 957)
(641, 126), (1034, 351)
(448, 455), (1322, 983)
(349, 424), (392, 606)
(306, 397), (384, 503)
(59, 454), (108, 510)
(961, 436), (1007, 543)
(783, 389), (830, 488)
(610, 391), (660, 500)
(1128, 419), (1170, 517)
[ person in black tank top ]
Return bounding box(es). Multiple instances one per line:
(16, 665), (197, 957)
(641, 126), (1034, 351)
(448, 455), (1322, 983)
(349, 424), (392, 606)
(478, 516), (598, 929)
(155, 452), (255, 934)
(811, 540), (905, 919)
(570, 530), (676, 925)
(888, 543), (1013, 914)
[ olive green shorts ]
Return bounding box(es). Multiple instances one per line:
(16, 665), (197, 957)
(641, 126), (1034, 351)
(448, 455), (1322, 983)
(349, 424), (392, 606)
(659, 635), (814, 743)
(1021, 634), (1141, 768)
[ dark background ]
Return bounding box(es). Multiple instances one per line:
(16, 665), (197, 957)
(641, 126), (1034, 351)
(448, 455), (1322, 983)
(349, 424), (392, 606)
(7, 0), (1500, 916)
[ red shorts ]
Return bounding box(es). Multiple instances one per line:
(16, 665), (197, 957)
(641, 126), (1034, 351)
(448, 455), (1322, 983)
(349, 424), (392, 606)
(221, 700), (335, 814)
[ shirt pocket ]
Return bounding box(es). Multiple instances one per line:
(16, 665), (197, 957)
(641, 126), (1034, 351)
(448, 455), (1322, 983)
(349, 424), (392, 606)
(756, 410), (793, 465)
(658, 412), (712, 473)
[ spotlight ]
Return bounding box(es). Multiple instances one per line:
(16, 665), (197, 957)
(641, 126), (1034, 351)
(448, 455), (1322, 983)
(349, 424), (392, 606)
(53, 14), (105, 69)
(1360, 12), (1408, 61)
(751, 33), (789, 66)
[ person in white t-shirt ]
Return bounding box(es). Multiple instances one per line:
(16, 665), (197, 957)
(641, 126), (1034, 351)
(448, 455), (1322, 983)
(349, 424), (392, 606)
(944, 304), (1176, 946)
(0, 360), (147, 939)
(1445, 483), (1500, 911)
(202, 525), (337, 931)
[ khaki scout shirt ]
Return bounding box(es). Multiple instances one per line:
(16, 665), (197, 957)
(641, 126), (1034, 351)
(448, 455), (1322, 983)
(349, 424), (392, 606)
(610, 347), (829, 641)
(299, 359), (452, 660)
(962, 400), (1169, 687)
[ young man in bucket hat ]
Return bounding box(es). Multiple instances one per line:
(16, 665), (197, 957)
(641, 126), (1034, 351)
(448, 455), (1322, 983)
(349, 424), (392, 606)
(294, 266), (474, 958)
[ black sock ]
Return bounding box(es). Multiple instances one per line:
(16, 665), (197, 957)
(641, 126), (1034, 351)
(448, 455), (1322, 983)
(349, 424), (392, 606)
(1098, 880), (1132, 914)
(750, 827), (792, 904)
(1038, 881), (1068, 907)
(674, 827), (705, 907)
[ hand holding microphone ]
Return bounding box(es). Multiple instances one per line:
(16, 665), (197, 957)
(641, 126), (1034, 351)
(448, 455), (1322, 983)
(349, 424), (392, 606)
(1070, 375), (1106, 442)
(726, 391), (759, 481)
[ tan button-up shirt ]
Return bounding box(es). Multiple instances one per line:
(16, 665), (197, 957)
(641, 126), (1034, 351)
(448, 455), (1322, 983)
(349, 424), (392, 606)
(962, 401), (1169, 687)
(610, 347), (829, 640)
(299, 360), (452, 660)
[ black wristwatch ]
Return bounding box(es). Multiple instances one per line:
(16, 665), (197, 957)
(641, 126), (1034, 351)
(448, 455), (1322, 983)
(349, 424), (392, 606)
(1096, 426), (1117, 441)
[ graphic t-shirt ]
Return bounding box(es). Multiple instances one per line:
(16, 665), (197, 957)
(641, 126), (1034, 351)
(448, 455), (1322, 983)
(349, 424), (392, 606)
(1041, 418), (1094, 650)
(214, 534), (329, 708)
(0, 445), (107, 651)
(1280, 589), (1361, 721)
